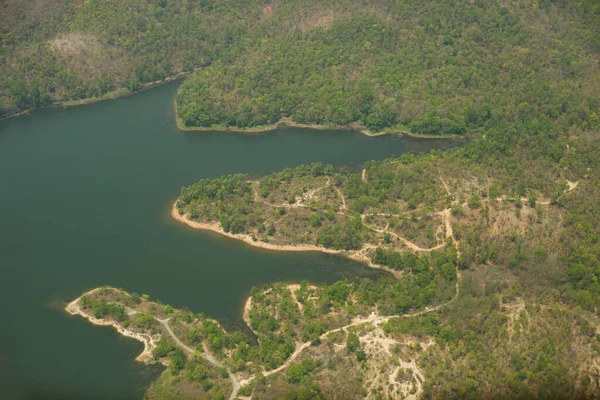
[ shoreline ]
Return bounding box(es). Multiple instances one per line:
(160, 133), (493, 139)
(174, 100), (464, 140)
(4, 75), (461, 142)
(171, 203), (401, 278)
(1, 72), (191, 121)
(171, 203), (344, 254)
(65, 288), (163, 365)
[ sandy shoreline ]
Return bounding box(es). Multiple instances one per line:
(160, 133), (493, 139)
(171, 203), (401, 278)
(243, 296), (253, 331)
(65, 289), (163, 365)
(171, 203), (344, 254)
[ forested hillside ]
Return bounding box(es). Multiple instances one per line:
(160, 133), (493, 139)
(1, 0), (599, 123)
(0, 0), (424, 116)
(173, 104), (600, 398)
(177, 1), (600, 133)
(168, 3), (600, 398)
(6, 0), (600, 399)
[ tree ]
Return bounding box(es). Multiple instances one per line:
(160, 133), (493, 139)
(169, 349), (186, 373)
(346, 332), (360, 353)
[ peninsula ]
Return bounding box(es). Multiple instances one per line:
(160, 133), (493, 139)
(165, 137), (600, 398)
(7, 0), (598, 398)
(66, 282), (450, 400)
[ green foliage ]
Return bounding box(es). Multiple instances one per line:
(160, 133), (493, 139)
(80, 296), (128, 322)
(346, 332), (360, 353)
(451, 203), (465, 217)
(153, 338), (176, 359)
(286, 358), (321, 383)
(169, 349), (186, 373)
(316, 216), (363, 250)
(566, 250), (600, 311)
(373, 248), (425, 272)
(355, 349), (367, 364)
(134, 312), (154, 330)
(468, 194), (481, 209)
(385, 291), (600, 399)
(177, 2), (599, 137)
(130, 292), (141, 304)
(310, 214), (322, 228)
(40, 1), (600, 396)
(284, 383), (325, 400)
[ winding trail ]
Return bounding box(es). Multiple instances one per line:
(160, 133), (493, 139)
(228, 176), (582, 388)
(249, 176), (451, 255)
(250, 270), (463, 386)
(439, 173), (451, 197)
(155, 317), (241, 400)
(334, 185), (347, 210)
(156, 317), (194, 354)
(71, 173), (582, 399)
(169, 173), (580, 398)
(250, 179), (331, 209)
(238, 206), (463, 393)
(364, 220), (447, 253)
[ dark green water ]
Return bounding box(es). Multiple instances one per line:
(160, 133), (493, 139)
(0, 81), (456, 400)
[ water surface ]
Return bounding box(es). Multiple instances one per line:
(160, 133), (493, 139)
(0, 81), (456, 399)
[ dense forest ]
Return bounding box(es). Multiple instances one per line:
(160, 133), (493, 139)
(177, 2), (599, 133)
(1, 0), (599, 123)
(171, 1), (600, 394)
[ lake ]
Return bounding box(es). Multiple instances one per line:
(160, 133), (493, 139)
(0, 81), (456, 400)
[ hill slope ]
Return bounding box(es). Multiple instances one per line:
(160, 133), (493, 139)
(2, 0), (599, 123)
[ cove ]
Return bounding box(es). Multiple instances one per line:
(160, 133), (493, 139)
(0, 81), (457, 400)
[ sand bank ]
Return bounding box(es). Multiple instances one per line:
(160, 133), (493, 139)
(65, 289), (163, 365)
(171, 203), (344, 254)
(171, 203), (402, 279)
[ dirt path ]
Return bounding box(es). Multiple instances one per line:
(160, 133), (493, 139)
(439, 174), (451, 197)
(242, 182), (465, 385)
(155, 316), (241, 400)
(172, 171), (471, 397)
(251, 178), (331, 209)
(65, 291), (161, 364)
(492, 179), (580, 207)
(360, 206), (453, 254)
(249, 286), (460, 383)
(250, 181), (261, 201)
(251, 279), (463, 379)
(363, 221), (446, 253)
(287, 284), (310, 312)
(567, 180), (579, 192)
(172, 203), (403, 277)
(335, 186), (347, 210)
(156, 317), (195, 354)
(250, 312), (392, 382)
